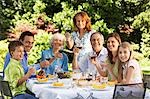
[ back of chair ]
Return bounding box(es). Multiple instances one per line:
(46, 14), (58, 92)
(113, 83), (147, 99)
(0, 82), (4, 99)
(0, 77), (4, 99)
(1, 80), (13, 98)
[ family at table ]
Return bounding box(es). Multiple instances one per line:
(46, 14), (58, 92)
(3, 11), (144, 99)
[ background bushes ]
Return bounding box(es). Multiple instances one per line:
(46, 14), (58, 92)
(0, 0), (150, 71)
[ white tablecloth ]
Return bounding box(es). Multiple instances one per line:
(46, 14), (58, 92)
(26, 79), (150, 99)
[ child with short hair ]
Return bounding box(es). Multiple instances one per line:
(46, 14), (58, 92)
(4, 41), (37, 99)
(118, 42), (143, 84)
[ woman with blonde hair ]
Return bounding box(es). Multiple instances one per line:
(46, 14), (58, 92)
(118, 42), (143, 84)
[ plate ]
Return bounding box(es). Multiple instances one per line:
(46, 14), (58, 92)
(34, 79), (54, 84)
(47, 74), (56, 80)
(91, 86), (111, 91)
(49, 82), (70, 88)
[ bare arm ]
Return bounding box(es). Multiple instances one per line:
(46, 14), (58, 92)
(95, 63), (107, 77)
(117, 64), (123, 83)
(90, 58), (107, 77)
(72, 47), (80, 70)
(103, 64), (118, 81)
(122, 66), (134, 84)
(65, 32), (74, 49)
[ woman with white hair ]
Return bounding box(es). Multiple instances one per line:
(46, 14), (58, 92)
(41, 33), (68, 75)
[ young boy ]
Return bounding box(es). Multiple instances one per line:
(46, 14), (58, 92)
(4, 41), (37, 99)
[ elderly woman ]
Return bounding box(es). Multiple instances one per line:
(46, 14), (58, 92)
(41, 33), (68, 75)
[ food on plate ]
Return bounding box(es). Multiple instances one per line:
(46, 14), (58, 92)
(57, 72), (71, 79)
(36, 69), (46, 79)
(92, 83), (107, 89)
(108, 80), (117, 86)
(48, 74), (55, 79)
(77, 80), (88, 86)
(37, 78), (48, 83)
(52, 82), (64, 87)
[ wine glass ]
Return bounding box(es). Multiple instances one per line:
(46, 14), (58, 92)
(100, 76), (108, 84)
(29, 65), (36, 79)
(75, 41), (83, 50)
(90, 52), (97, 60)
(72, 71), (82, 85)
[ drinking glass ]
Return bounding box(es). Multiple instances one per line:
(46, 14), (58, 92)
(29, 65), (36, 78)
(75, 42), (83, 50)
(90, 52), (97, 60)
(100, 76), (108, 84)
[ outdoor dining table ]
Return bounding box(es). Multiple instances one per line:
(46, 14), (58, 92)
(26, 78), (150, 99)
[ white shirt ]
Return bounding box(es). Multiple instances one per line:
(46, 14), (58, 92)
(79, 47), (108, 74)
(122, 59), (143, 84)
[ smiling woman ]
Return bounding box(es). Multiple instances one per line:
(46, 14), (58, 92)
(41, 33), (69, 75)
(104, 32), (122, 82)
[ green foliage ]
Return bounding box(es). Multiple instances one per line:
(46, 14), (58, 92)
(0, 40), (8, 70)
(0, 0), (150, 70)
(28, 31), (52, 65)
(132, 9), (150, 58)
(33, 0), (46, 13)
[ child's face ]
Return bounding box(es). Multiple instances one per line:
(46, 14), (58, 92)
(11, 46), (24, 61)
(118, 47), (130, 62)
(75, 15), (86, 30)
(107, 37), (120, 52)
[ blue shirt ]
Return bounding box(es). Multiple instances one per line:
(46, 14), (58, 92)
(41, 48), (68, 75)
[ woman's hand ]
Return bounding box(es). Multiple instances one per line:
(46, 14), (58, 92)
(73, 47), (80, 57)
(40, 60), (50, 68)
(65, 32), (72, 42)
(101, 63), (112, 72)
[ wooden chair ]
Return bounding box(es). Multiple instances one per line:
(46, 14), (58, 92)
(113, 83), (147, 99)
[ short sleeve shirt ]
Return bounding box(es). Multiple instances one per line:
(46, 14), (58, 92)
(122, 59), (143, 84)
(4, 58), (26, 96)
(72, 30), (95, 62)
(79, 47), (108, 74)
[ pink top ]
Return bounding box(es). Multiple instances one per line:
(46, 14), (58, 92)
(122, 59), (143, 84)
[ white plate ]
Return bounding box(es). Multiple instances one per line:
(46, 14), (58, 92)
(34, 80), (54, 84)
(49, 84), (70, 88)
(91, 86), (112, 91)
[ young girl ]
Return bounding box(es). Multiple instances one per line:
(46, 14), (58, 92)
(118, 42), (143, 84)
(65, 11), (95, 69)
(104, 32), (121, 81)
